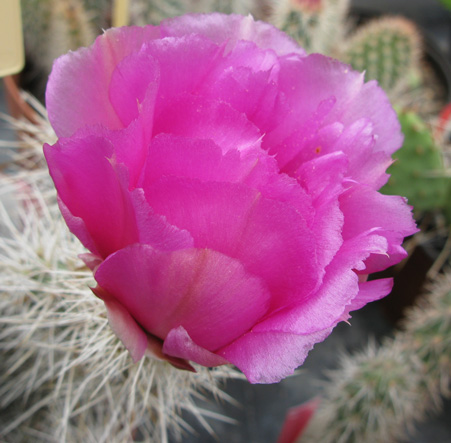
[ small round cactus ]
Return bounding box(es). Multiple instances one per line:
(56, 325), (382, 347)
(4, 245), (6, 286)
(269, 0), (350, 54)
(341, 17), (421, 94)
(129, 0), (259, 26)
(21, 0), (97, 99)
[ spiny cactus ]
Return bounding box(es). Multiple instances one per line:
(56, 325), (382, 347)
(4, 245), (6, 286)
(129, 0), (259, 26)
(301, 272), (451, 443)
(381, 109), (449, 213)
(269, 0), (350, 54)
(21, 0), (97, 99)
(398, 274), (451, 400)
(341, 17), (421, 94)
(81, 0), (112, 30)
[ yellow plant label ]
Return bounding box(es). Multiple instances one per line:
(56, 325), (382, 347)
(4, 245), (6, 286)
(112, 0), (130, 27)
(0, 0), (24, 77)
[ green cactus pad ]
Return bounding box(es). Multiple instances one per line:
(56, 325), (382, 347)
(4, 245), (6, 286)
(381, 110), (448, 212)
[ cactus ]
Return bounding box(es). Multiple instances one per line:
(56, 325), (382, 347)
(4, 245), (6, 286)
(269, 0), (350, 54)
(438, 0), (451, 10)
(129, 0), (259, 26)
(81, 0), (112, 30)
(301, 273), (451, 443)
(341, 17), (421, 94)
(381, 109), (449, 213)
(398, 275), (451, 401)
(21, 0), (97, 100)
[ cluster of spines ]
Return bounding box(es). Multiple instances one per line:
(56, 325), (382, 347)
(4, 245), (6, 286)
(341, 17), (421, 93)
(301, 273), (451, 442)
(125, 0), (260, 26)
(269, 0), (350, 54)
(21, 0), (96, 97)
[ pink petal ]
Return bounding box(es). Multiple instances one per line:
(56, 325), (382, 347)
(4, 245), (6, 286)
(144, 178), (319, 308)
(44, 136), (139, 258)
(56, 196), (100, 256)
(108, 46), (160, 128)
(339, 184), (418, 272)
(252, 233), (389, 335)
(163, 326), (229, 367)
(140, 133), (271, 189)
(93, 288), (148, 362)
(160, 13), (305, 56)
(269, 98), (339, 173)
(140, 132), (315, 226)
(199, 52), (281, 131)
(219, 328), (332, 384)
(145, 334), (195, 372)
(266, 53), (402, 160)
(46, 26), (160, 137)
(296, 152), (347, 270)
(219, 243), (394, 384)
(130, 188), (194, 252)
(141, 34), (224, 111)
(153, 94), (262, 153)
(277, 398), (320, 443)
(348, 278), (393, 312)
(331, 119), (392, 189)
(45, 135), (192, 258)
(79, 253), (102, 271)
(94, 245), (271, 351)
(68, 117), (151, 188)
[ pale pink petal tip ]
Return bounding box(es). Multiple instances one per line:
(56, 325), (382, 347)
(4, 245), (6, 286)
(163, 326), (229, 367)
(92, 288), (148, 363)
(146, 333), (196, 372)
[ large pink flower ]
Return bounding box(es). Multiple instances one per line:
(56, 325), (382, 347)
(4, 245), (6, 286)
(44, 13), (417, 383)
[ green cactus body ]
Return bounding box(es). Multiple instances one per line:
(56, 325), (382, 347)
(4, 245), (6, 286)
(301, 274), (451, 443)
(129, 0), (258, 26)
(21, 0), (97, 97)
(399, 280), (451, 400)
(342, 17), (421, 94)
(81, 0), (112, 31)
(381, 110), (448, 212)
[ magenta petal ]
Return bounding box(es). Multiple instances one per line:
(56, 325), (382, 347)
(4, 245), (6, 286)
(348, 278), (393, 312)
(94, 245), (271, 351)
(44, 136), (139, 258)
(56, 196), (99, 256)
(253, 233), (389, 335)
(153, 94), (261, 153)
(130, 188), (194, 251)
(145, 179), (319, 308)
(340, 185), (418, 272)
(200, 60), (280, 131)
(296, 152), (347, 270)
(140, 133), (272, 190)
(95, 291), (148, 362)
(46, 26), (160, 137)
(79, 253), (102, 271)
(161, 13), (305, 56)
(141, 34), (224, 110)
(163, 326), (229, 367)
(219, 329), (332, 384)
(108, 47), (159, 128)
(331, 118), (392, 188)
(268, 53), (402, 159)
(84, 119), (150, 188)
